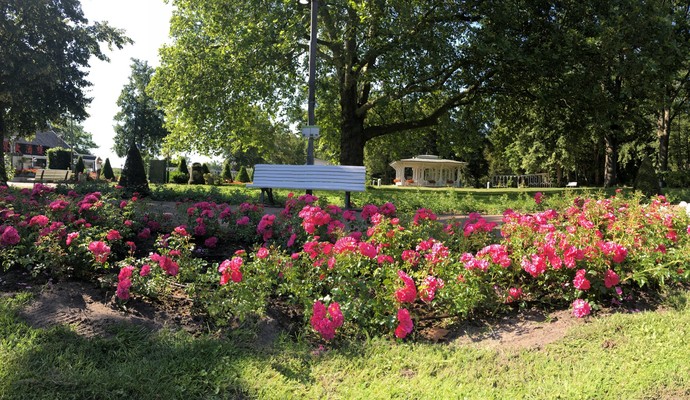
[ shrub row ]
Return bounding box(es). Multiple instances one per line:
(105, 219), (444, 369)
(1, 185), (689, 341)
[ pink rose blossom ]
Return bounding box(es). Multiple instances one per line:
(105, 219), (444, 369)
(257, 247), (269, 259)
(394, 270), (417, 303)
(0, 226), (20, 246)
(604, 269), (620, 288)
(106, 229), (122, 241)
(88, 241), (111, 263)
(395, 308), (414, 339)
(573, 269), (591, 291)
(572, 299), (591, 318)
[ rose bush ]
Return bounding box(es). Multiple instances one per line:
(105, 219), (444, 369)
(1, 184), (689, 342)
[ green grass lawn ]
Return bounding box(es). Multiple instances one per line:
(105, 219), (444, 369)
(1, 289), (688, 399)
(147, 182), (690, 214)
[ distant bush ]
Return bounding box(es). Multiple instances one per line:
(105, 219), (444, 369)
(663, 171), (690, 188)
(169, 171), (189, 184)
(202, 163), (210, 175)
(118, 143), (150, 196)
(188, 162), (205, 185)
(47, 147), (71, 169)
(204, 173), (221, 185)
(236, 166), (250, 183)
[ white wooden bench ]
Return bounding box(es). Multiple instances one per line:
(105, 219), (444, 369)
(566, 181), (578, 188)
(35, 169), (73, 183)
(246, 164), (366, 208)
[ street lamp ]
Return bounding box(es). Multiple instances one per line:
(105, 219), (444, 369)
(299, 0), (318, 166)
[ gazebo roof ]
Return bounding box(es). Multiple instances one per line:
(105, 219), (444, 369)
(390, 155), (466, 167)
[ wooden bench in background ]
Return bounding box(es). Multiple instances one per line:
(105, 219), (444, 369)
(246, 164), (366, 209)
(34, 169), (73, 183)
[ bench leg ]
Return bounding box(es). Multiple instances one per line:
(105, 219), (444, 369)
(260, 188), (275, 205)
(345, 192), (352, 210)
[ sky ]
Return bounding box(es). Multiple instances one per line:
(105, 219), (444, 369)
(80, 0), (174, 168)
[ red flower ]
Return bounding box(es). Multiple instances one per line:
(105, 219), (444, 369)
(573, 269), (591, 291)
(419, 276), (444, 303)
(394, 270), (417, 303)
(256, 247), (269, 259)
(572, 299), (591, 318)
(88, 241), (111, 264)
(310, 301), (344, 340)
(0, 226), (20, 246)
(604, 269), (620, 288)
(394, 308), (414, 339)
(106, 229), (122, 241)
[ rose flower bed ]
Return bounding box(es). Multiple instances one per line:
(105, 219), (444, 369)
(1, 184), (689, 341)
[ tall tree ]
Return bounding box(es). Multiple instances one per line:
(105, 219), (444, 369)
(482, 0), (677, 186)
(113, 58), (169, 161)
(0, 0), (130, 184)
(150, 0), (491, 166)
(655, 1), (690, 186)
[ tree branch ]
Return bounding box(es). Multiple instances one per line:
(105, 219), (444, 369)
(362, 71), (494, 141)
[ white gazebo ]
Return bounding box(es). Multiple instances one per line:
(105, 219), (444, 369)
(390, 155), (466, 187)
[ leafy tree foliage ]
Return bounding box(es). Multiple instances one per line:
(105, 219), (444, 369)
(150, 0), (490, 166)
(0, 0), (130, 184)
(50, 120), (98, 155)
(482, 0), (687, 186)
(113, 59), (169, 161)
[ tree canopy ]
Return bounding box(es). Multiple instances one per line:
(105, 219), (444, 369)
(0, 0), (130, 183)
(151, 0), (690, 186)
(150, 0), (490, 166)
(113, 58), (169, 161)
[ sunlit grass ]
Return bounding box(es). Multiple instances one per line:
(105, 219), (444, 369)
(1, 289), (688, 399)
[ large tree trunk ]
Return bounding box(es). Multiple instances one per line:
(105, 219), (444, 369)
(338, 62), (366, 166)
(603, 131), (618, 187)
(339, 109), (366, 166)
(657, 106), (671, 187)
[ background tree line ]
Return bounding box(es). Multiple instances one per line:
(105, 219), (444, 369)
(147, 0), (690, 187)
(3, 1), (689, 188)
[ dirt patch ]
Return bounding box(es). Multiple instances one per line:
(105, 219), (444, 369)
(0, 269), (666, 351)
(2, 269), (205, 338)
(443, 309), (579, 350)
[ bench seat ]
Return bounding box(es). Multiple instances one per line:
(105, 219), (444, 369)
(246, 164), (366, 208)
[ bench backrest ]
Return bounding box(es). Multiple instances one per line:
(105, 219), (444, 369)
(35, 169), (72, 182)
(250, 164), (366, 192)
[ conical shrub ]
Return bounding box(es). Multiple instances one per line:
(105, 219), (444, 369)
(119, 143), (150, 196)
(236, 166), (250, 183)
(222, 159), (233, 182)
(102, 158), (115, 180)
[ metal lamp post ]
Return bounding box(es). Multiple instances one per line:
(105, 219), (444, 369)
(299, 0), (318, 166)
